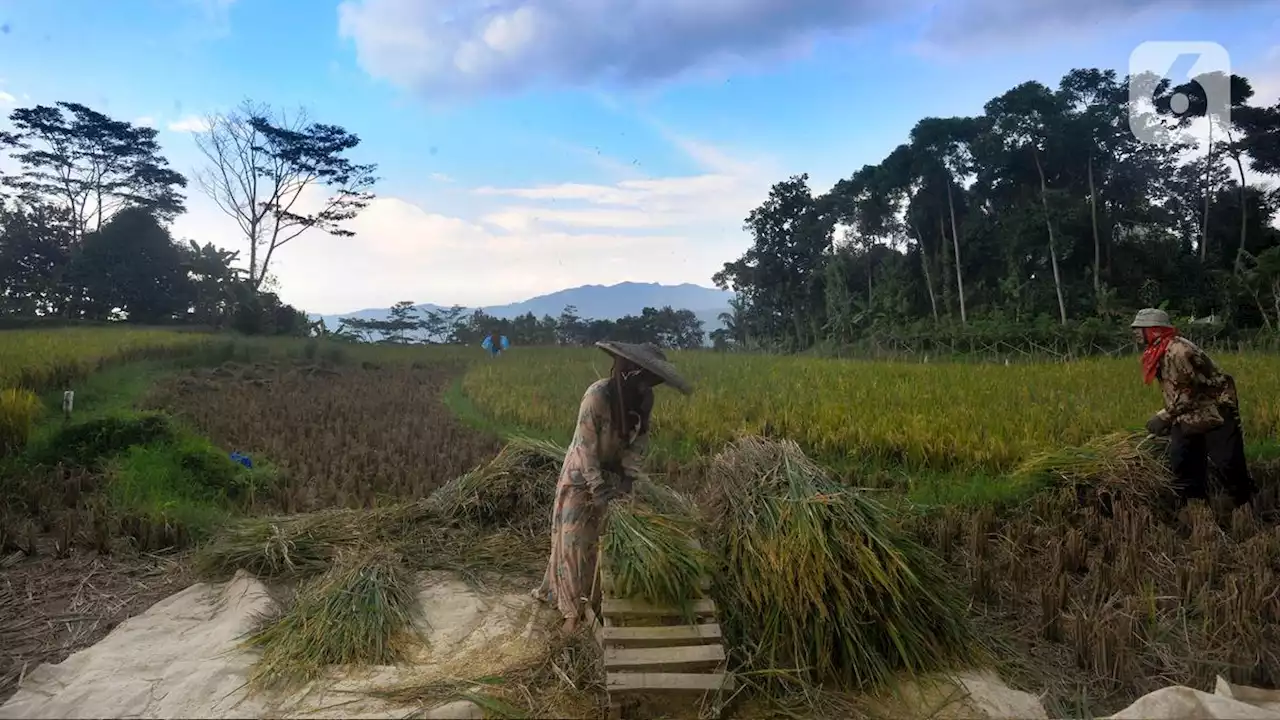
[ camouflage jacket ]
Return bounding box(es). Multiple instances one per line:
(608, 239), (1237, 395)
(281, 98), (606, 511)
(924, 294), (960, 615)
(1154, 337), (1238, 433)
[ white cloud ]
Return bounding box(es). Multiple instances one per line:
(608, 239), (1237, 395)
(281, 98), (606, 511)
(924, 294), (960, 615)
(0, 91), (14, 104)
(336, 0), (904, 99)
(172, 135), (772, 314)
(429, 172), (455, 183)
(168, 116), (210, 133)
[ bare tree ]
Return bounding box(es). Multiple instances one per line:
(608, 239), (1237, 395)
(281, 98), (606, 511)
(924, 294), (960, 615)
(193, 99), (377, 290)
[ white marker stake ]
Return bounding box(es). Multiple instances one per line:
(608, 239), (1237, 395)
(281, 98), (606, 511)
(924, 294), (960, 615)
(62, 390), (74, 419)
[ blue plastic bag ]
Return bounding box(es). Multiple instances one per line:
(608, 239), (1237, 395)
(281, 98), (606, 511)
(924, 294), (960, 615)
(229, 451), (253, 469)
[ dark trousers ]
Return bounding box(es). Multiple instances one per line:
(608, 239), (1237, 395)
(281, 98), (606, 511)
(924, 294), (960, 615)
(1167, 406), (1256, 506)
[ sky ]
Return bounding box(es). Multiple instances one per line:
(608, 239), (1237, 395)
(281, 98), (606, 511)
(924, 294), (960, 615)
(0, 0), (1278, 314)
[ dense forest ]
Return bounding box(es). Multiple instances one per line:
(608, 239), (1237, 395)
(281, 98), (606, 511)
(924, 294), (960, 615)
(713, 68), (1280, 356)
(4, 67), (1280, 356)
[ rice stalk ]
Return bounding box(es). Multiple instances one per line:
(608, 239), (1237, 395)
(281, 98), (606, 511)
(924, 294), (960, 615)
(1013, 430), (1175, 508)
(602, 496), (711, 615)
(0, 388), (41, 457)
(245, 548), (420, 691)
(705, 436), (979, 693)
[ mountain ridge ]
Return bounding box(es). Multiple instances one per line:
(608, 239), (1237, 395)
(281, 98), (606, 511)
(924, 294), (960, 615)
(310, 281), (735, 335)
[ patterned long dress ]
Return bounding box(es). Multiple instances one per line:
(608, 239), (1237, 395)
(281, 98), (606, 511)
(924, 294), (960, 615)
(535, 378), (648, 621)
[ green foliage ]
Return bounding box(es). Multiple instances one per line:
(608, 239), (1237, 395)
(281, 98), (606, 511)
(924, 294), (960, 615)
(29, 413), (178, 468)
(69, 208), (192, 323)
(717, 67), (1280, 352)
(0, 388), (41, 456)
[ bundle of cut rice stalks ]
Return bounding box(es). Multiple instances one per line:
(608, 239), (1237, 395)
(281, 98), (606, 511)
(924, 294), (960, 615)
(429, 436), (564, 528)
(1013, 430), (1174, 508)
(246, 547), (420, 691)
(601, 479), (711, 616)
(704, 436), (978, 692)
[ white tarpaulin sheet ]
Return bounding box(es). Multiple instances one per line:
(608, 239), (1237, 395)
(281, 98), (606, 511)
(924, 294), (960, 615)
(3, 570), (1277, 720)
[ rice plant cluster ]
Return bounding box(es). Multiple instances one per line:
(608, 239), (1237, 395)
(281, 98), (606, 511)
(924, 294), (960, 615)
(462, 347), (1280, 474)
(0, 388), (41, 457)
(702, 436), (979, 692)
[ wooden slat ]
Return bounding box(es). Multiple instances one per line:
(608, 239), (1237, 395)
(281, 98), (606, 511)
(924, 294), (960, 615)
(606, 672), (736, 695)
(601, 623), (722, 648)
(602, 598), (716, 619)
(604, 644), (725, 673)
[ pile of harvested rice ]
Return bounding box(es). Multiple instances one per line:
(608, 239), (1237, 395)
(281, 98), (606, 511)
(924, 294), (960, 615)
(1013, 430), (1175, 508)
(196, 501), (546, 582)
(703, 436), (978, 692)
(428, 436), (564, 527)
(246, 548), (419, 690)
(602, 480), (710, 614)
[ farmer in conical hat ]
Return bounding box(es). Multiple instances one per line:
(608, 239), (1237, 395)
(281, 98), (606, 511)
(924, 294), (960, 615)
(532, 341), (693, 635)
(1131, 308), (1255, 507)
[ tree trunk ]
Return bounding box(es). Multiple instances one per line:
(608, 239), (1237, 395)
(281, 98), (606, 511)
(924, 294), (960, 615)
(1088, 149), (1101, 304)
(939, 216), (955, 318)
(1033, 148), (1068, 324)
(1201, 121), (1213, 262)
(945, 181), (967, 324)
(1227, 128), (1248, 276)
(913, 220), (940, 322)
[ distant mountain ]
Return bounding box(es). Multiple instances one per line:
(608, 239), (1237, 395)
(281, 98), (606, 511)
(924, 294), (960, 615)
(311, 282), (735, 337)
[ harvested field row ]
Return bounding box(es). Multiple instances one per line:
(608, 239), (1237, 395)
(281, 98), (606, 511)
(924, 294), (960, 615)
(144, 360), (502, 512)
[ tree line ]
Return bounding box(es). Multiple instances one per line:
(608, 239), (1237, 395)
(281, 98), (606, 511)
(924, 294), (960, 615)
(0, 100), (375, 336)
(326, 302), (707, 349)
(714, 67), (1280, 356)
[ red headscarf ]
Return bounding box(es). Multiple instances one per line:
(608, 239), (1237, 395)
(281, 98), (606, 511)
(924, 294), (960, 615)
(1141, 326), (1178, 385)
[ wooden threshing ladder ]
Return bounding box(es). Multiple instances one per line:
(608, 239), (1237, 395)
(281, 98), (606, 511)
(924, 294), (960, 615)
(585, 540), (735, 719)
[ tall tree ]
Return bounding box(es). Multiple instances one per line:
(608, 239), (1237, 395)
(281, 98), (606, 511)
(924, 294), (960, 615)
(0, 102), (186, 240)
(193, 99), (378, 291)
(70, 208), (190, 324)
(909, 117), (977, 324)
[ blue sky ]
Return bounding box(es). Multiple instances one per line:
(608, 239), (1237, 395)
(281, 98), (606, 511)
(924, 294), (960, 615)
(0, 0), (1277, 313)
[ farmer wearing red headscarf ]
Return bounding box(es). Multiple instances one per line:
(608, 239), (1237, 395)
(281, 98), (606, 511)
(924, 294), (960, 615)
(1131, 308), (1255, 506)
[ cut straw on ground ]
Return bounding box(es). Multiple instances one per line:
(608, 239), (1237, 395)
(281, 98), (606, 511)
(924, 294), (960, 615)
(246, 548), (420, 691)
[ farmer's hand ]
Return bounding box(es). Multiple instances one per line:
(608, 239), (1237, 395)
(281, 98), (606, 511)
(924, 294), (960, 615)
(1145, 412), (1172, 437)
(592, 484), (616, 511)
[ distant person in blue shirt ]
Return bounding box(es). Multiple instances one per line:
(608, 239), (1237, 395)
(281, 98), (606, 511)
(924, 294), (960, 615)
(482, 330), (510, 357)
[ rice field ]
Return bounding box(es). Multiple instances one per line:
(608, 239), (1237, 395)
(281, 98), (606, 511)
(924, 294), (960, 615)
(462, 347), (1280, 475)
(6, 328), (1280, 716)
(0, 327), (210, 390)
